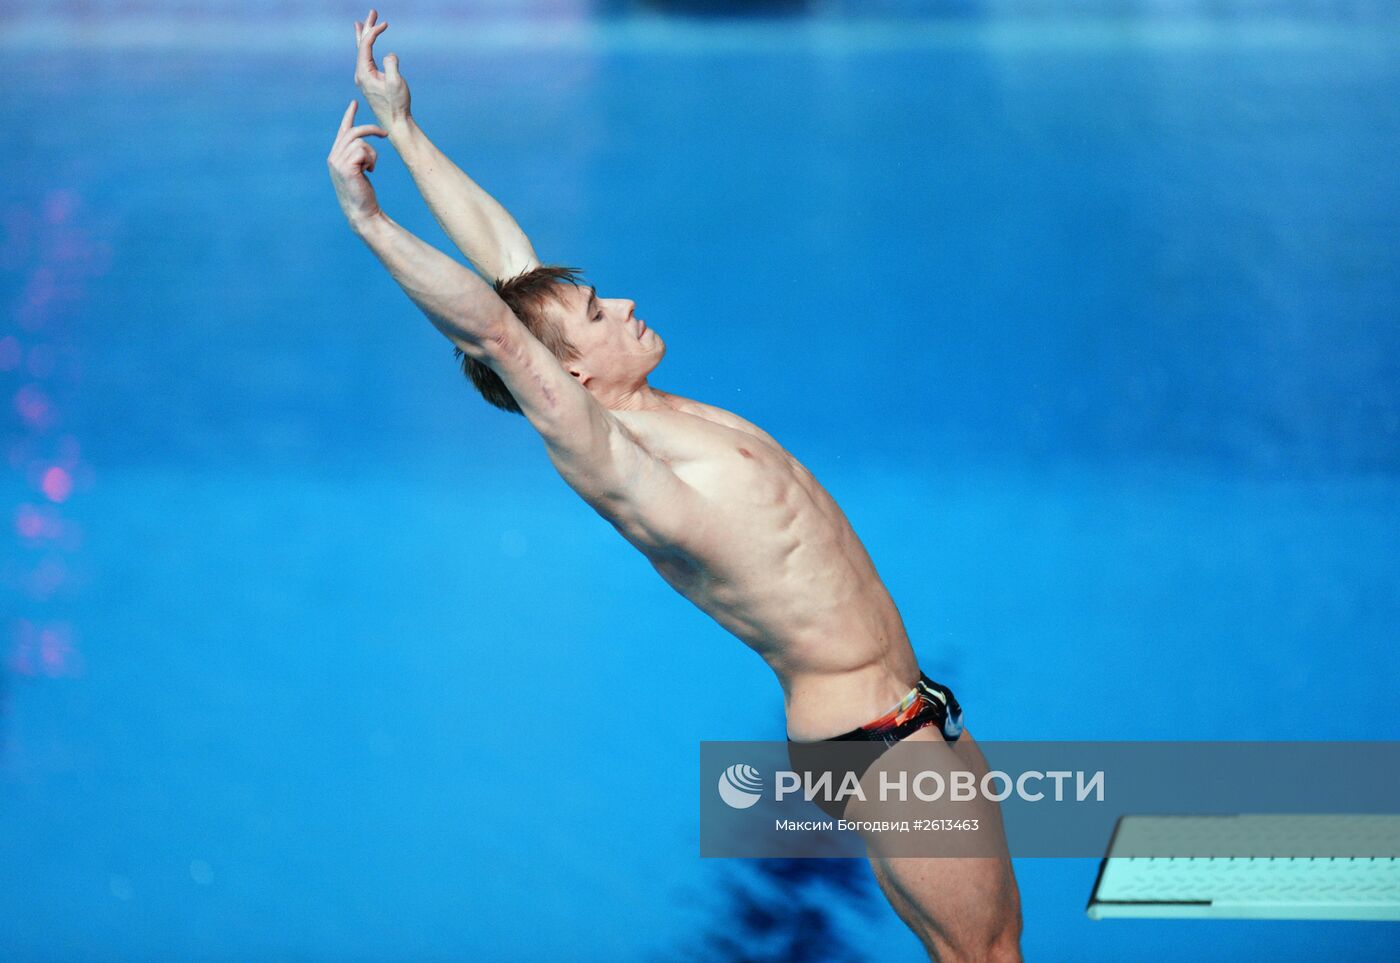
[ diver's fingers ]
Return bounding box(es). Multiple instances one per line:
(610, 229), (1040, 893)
(339, 137), (377, 174)
(358, 20), (389, 77)
(346, 124), (388, 142)
(338, 99), (358, 135)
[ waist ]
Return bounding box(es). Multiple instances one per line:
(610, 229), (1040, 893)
(782, 658), (924, 741)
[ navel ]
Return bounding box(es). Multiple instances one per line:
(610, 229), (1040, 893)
(737, 447), (753, 459)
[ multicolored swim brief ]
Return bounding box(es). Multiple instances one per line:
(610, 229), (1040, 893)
(786, 673), (965, 820)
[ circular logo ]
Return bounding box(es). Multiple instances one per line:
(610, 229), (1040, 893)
(717, 764), (764, 809)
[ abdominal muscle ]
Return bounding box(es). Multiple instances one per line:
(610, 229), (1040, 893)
(611, 397), (925, 741)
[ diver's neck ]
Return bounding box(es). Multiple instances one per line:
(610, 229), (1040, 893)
(609, 382), (683, 413)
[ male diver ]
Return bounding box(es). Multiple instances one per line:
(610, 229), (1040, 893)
(327, 11), (1022, 960)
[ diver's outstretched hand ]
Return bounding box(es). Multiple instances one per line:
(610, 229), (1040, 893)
(354, 9), (411, 131)
(328, 100), (389, 229)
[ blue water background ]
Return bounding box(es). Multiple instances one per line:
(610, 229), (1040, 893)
(3, 4), (1399, 960)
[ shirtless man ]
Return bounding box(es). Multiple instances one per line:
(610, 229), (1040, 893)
(328, 12), (1022, 960)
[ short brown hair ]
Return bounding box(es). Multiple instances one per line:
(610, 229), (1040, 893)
(455, 265), (586, 414)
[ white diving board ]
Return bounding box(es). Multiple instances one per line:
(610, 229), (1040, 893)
(1087, 815), (1400, 921)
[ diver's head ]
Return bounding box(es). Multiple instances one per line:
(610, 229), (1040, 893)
(458, 265), (664, 414)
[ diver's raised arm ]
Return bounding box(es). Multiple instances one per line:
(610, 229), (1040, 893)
(328, 99), (513, 354)
(354, 10), (541, 283)
(328, 100), (691, 523)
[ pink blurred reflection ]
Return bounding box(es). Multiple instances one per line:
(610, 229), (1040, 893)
(41, 467), (72, 503)
(15, 503), (63, 540)
(14, 384), (54, 429)
(6, 620), (81, 678)
(39, 624), (77, 676)
(5, 189), (95, 689)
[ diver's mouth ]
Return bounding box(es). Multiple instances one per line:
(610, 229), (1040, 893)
(637, 319), (647, 339)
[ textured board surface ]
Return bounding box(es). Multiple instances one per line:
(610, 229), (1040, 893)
(1088, 816), (1400, 920)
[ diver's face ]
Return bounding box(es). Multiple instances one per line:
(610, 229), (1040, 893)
(550, 283), (665, 396)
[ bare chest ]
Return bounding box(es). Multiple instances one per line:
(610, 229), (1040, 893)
(614, 403), (807, 506)
(607, 400), (891, 664)
(610, 402), (840, 597)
